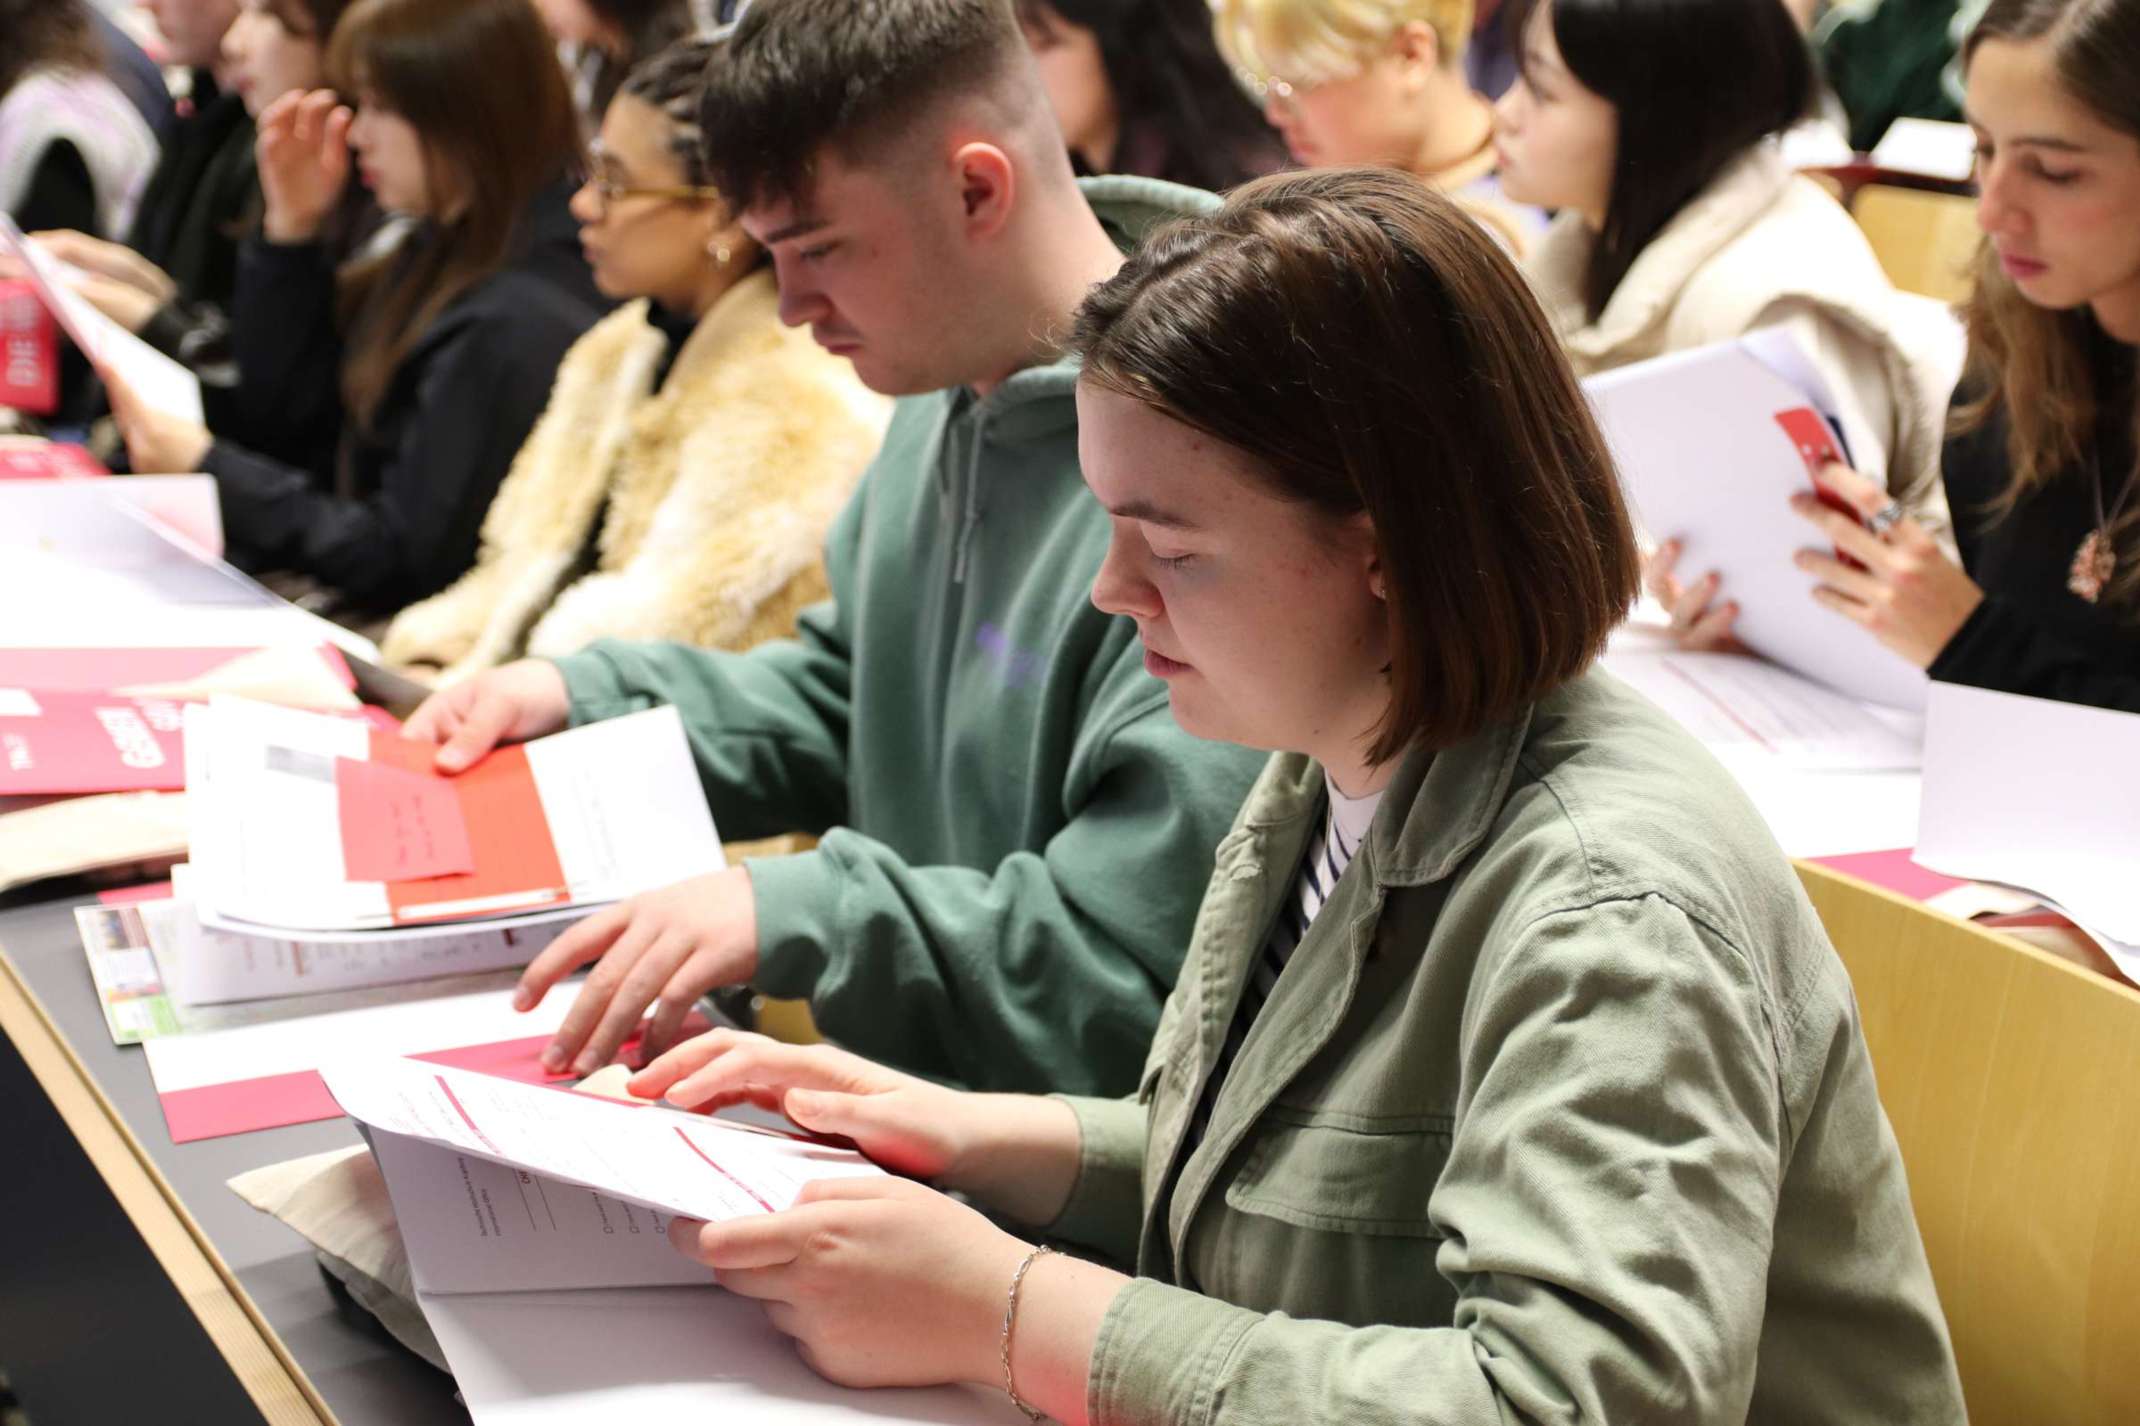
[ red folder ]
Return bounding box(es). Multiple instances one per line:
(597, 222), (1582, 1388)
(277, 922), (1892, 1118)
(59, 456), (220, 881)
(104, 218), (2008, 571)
(0, 689), (188, 793)
(356, 732), (570, 923)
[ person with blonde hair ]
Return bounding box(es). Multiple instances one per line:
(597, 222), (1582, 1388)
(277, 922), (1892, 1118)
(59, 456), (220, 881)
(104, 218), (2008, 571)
(1215, 0), (1540, 248)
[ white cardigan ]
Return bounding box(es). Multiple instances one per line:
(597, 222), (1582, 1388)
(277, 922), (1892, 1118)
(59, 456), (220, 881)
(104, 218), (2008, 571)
(0, 68), (156, 237)
(1526, 145), (1954, 535)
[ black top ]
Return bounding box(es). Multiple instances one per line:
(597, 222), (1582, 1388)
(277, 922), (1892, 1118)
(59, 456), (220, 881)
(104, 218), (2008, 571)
(202, 178), (610, 614)
(126, 74), (256, 312)
(1929, 340), (2140, 712)
(11, 140), (98, 236)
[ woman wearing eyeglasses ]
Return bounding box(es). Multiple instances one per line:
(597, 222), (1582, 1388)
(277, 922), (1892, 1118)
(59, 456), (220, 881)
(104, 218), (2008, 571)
(382, 37), (889, 677)
(105, 0), (609, 621)
(1214, 0), (1542, 252)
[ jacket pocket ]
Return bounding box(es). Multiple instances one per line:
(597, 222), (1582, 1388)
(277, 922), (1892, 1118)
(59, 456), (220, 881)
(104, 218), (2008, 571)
(1222, 1110), (1454, 1239)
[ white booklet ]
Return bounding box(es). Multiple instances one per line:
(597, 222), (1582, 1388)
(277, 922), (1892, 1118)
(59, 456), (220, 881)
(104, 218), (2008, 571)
(1914, 682), (2140, 979)
(1, 214), (204, 427)
(326, 1057), (1015, 1423)
(1606, 648), (1922, 772)
(1585, 328), (1932, 710)
(186, 698), (723, 935)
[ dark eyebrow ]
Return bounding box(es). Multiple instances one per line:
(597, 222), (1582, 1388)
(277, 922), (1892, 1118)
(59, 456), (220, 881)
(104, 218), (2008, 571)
(1107, 498), (1200, 531)
(1962, 114), (2092, 153)
(760, 216), (831, 246)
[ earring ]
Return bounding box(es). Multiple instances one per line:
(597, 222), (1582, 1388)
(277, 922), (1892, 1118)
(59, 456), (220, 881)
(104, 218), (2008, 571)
(707, 236), (732, 266)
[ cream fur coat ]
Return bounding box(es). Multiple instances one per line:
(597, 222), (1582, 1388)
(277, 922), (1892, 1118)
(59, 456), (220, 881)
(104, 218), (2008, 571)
(383, 271), (889, 679)
(1526, 146), (1955, 537)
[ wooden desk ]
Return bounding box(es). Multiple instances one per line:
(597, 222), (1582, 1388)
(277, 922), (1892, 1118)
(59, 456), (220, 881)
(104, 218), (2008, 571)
(1797, 861), (2140, 1426)
(0, 892), (464, 1425)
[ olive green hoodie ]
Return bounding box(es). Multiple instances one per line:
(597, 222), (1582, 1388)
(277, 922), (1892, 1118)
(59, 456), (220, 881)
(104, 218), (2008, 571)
(552, 177), (1264, 1096)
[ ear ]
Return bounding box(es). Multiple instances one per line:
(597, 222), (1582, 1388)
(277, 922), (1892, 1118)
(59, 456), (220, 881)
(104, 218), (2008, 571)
(1344, 510), (1387, 601)
(1391, 19), (1444, 85)
(949, 141), (1017, 241)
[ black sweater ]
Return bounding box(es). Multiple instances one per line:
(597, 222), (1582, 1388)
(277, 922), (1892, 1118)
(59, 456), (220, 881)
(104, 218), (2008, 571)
(203, 179), (608, 614)
(1929, 351), (2140, 712)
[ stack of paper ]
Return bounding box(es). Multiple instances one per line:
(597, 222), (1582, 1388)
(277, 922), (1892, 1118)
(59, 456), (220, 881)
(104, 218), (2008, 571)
(323, 1057), (1014, 1423)
(1585, 328), (1931, 710)
(185, 698), (723, 936)
(1914, 683), (2140, 981)
(77, 888), (571, 1042)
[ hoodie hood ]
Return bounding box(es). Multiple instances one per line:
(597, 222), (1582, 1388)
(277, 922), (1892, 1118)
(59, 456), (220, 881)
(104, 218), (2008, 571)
(930, 175), (1220, 579)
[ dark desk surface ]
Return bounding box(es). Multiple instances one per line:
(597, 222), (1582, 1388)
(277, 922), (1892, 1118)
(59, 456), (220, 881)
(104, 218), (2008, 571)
(0, 889), (467, 1425)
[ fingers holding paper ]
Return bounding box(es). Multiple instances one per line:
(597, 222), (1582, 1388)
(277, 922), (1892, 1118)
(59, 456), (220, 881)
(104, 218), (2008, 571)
(518, 865), (758, 1076)
(105, 368), (212, 474)
(1790, 463), (1982, 669)
(1645, 538), (1743, 651)
(402, 658), (571, 772)
(671, 1177), (1032, 1391)
(632, 1030), (967, 1180)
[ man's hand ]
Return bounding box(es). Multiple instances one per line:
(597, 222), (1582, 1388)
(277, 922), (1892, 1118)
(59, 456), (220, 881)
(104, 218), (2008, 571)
(401, 659), (572, 773)
(516, 867), (759, 1075)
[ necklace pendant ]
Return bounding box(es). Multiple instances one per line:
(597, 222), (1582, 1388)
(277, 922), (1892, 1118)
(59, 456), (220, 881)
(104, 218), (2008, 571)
(2069, 529), (2116, 604)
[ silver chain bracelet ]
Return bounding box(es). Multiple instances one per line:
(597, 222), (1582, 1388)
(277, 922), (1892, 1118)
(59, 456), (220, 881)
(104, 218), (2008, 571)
(1000, 1244), (1057, 1421)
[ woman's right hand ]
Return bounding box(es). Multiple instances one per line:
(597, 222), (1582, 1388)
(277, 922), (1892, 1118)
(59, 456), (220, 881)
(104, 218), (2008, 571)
(257, 89), (353, 245)
(1645, 538), (1743, 651)
(30, 231), (176, 305)
(630, 1031), (971, 1182)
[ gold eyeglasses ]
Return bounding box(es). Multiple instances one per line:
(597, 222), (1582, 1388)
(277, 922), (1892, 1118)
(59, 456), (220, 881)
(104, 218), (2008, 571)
(582, 143), (722, 214)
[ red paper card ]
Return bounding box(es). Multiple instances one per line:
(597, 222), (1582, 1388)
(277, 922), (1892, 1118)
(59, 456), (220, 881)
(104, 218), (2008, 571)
(0, 689), (187, 794)
(363, 732), (569, 924)
(335, 757), (477, 883)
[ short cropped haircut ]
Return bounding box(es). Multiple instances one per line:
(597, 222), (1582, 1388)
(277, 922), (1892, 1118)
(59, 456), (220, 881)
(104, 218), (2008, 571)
(1217, 0), (1476, 87)
(698, 0), (1033, 211)
(1511, 0), (1813, 321)
(1072, 168), (1639, 759)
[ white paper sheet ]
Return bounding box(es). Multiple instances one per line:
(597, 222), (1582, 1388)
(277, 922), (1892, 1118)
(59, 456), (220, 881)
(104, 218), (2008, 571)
(1914, 683), (2140, 948)
(1585, 332), (1931, 710)
(143, 984), (571, 1095)
(1870, 117), (1978, 182)
(1605, 649), (1922, 771)
(146, 890), (570, 1006)
(323, 1056), (883, 1227)
(369, 1129), (708, 1295)
(421, 1287), (1017, 1425)
(185, 699), (724, 935)
(2, 215), (204, 426)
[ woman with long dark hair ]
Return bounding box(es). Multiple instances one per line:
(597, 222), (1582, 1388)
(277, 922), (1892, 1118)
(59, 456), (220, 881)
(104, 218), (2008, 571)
(1495, 0), (1956, 647)
(105, 0), (608, 617)
(1776, 0), (2140, 710)
(1015, 0), (1289, 192)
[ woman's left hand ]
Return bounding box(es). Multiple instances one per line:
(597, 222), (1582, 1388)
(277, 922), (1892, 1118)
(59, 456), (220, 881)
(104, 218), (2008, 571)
(672, 1176), (1031, 1391)
(1789, 463), (1983, 670)
(105, 369), (213, 474)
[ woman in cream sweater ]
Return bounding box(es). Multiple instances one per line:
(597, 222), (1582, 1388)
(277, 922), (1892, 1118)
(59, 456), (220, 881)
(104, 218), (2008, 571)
(383, 37), (889, 678)
(1494, 0), (1957, 643)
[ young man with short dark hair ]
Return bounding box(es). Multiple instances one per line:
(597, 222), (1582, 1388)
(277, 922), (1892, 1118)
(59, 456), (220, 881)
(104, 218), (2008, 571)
(406, 0), (1263, 1096)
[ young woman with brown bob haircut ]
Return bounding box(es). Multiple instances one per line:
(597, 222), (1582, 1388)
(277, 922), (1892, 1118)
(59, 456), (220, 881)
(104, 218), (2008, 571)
(105, 0), (608, 617)
(618, 168), (1965, 1425)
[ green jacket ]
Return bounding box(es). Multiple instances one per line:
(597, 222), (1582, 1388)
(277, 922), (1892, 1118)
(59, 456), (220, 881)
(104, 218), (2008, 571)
(1051, 670), (1965, 1424)
(554, 178), (1264, 1097)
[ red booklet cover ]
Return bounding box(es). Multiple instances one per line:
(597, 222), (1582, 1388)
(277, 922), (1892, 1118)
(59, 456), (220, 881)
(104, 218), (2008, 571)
(0, 441), (107, 479)
(0, 688), (188, 793)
